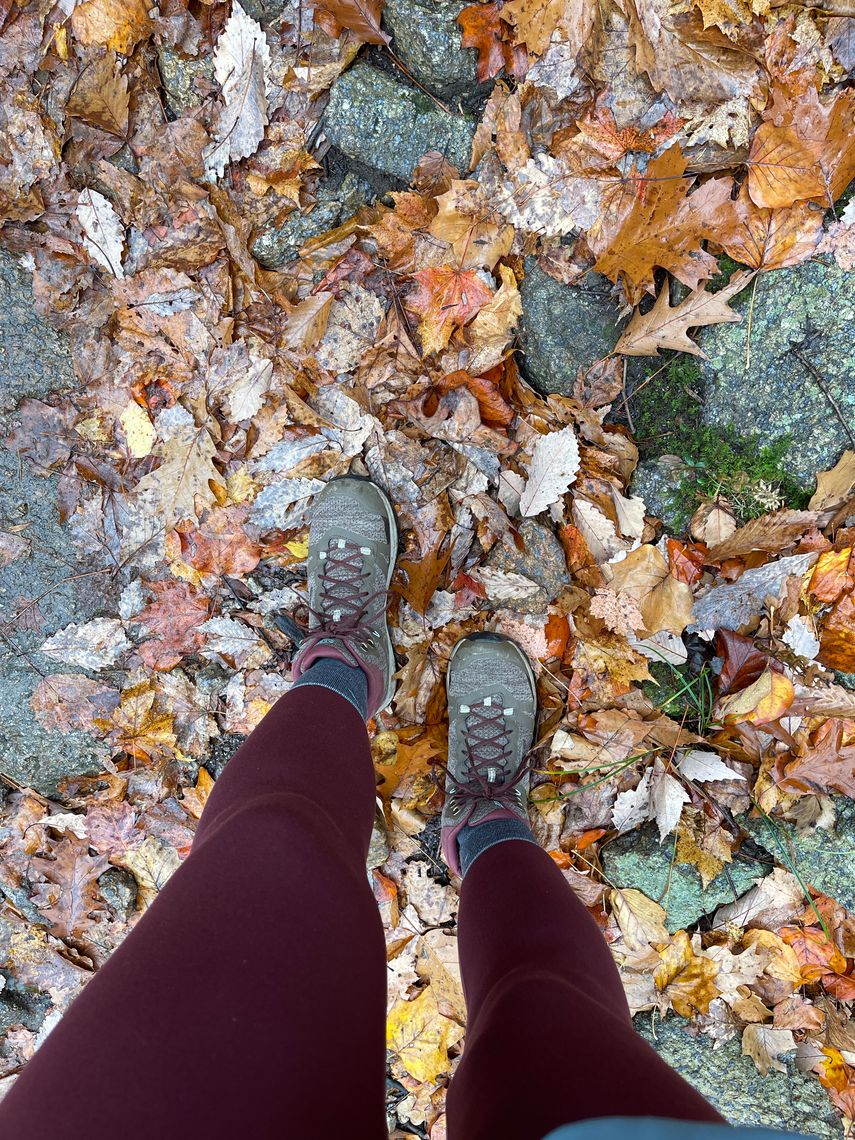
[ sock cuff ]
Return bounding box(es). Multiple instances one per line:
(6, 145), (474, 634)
(458, 816), (537, 877)
(290, 656), (369, 720)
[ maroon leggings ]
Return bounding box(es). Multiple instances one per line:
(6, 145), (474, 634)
(0, 687), (722, 1139)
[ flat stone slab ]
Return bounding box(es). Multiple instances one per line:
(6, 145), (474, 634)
(744, 798), (855, 913)
(636, 1013), (842, 1136)
(603, 822), (765, 933)
(485, 518), (571, 615)
(699, 260), (855, 486)
(322, 63), (475, 183)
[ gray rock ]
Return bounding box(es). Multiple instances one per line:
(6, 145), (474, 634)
(699, 260), (855, 486)
(98, 867), (138, 922)
(241, 0), (293, 25)
(485, 518), (570, 614)
(518, 261), (624, 395)
(603, 823), (765, 933)
(383, 0), (481, 102)
(744, 797), (855, 913)
(629, 456), (690, 534)
(156, 47), (214, 118)
(0, 250), (76, 419)
(636, 1013), (842, 1136)
(251, 172), (373, 269)
(322, 63), (475, 183)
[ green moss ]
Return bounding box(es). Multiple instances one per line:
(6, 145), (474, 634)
(631, 355), (809, 530)
(707, 254), (746, 291)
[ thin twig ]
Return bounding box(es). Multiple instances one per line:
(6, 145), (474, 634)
(790, 345), (855, 447)
(383, 47), (452, 115)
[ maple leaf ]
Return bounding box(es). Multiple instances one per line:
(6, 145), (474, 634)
(654, 930), (720, 1017)
(747, 86), (855, 209)
(519, 426), (580, 516)
(458, 3), (527, 82)
(203, 2), (272, 179)
(614, 270), (753, 357)
(136, 581), (211, 671)
(32, 837), (108, 941)
(428, 179), (513, 270)
(713, 184), (824, 271)
(313, 0), (390, 44)
(407, 267), (493, 356)
(606, 544), (694, 637)
(590, 145), (732, 300)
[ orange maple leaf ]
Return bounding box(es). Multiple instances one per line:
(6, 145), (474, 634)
(407, 267), (493, 355)
(458, 2), (527, 82)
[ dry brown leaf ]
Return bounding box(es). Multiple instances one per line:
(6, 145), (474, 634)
(742, 1024), (796, 1076)
(71, 0), (152, 54)
(614, 271), (753, 357)
(747, 86), (855, 208)
(810, 450), (855, 511)
(705, 509), (818, 561)
(713, 183), (824, 270)
(606, 544), (694, 637)
(654, 931), (720, 1017)
(611, 888), (669, 951)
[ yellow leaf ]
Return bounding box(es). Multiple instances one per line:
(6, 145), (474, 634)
(611, 888), (669, 951)
(386, 986), (464, 1083)
(115, 836), (181, 908)
(286, 538), (308, 559)
(120, 401), (155, 459)
(71, 0), (152, 54)
(654, 930), (720, 1017)
(719, 670), (794, 725)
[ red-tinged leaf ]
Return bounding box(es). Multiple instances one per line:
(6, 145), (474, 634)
(432, 369), (514, 427)
(715, 629), (777, 696)
(779, 926), (847, 983)
(458, 2), (527, 82)
(666, 538), (706, 585)
(407, 267), (493, 356)
(575, 827), (607, 851)
(823, 974), (855, 1002)
(31, 838), (109, 940)
(136, 581), (211, 671)
(544, 613), (570, 659)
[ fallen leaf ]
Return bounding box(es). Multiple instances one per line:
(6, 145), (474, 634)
(818, 590), (855, 672)
(40, 618), (131, 672)
(614, 271), (752, 357)
(204, 2), (271, 178)
(719, 670), (794, 725)
(606, 544), (694, 637)
(314, 0), (390, 44)
(810, 450), (855, 512)
(705, 509), (818, 562)
(386, 987), (464, 1084)
(781, 719), (855, 798)
(77, 188), (125, 278)
(407, 267), (493, 356)
(654, 930), (720, 1017)
(714, 184), (824, 270)
(115, 835), (181, 908)
(519, 426), (580, 517)
(458, 3), (526, 82)
(71, 0), (152, 54)
(32, 838), (108, 940)
(611, 887), (669, 951)
(742, 1024), (796, 1076)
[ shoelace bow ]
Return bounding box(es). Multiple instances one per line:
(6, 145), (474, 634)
(433, 698), (531, 807)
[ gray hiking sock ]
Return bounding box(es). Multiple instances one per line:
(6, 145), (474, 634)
(291, 656), (369, 720)
(457, 817), (538, 877)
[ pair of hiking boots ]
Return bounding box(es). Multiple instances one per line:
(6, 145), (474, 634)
(290, 477), (537, 876)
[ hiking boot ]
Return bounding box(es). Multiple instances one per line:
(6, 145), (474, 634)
(440, 633), (537, 875)
(291, 476), (398, 717)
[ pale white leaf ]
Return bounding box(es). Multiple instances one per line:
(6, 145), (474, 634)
(225, 355), (273, 421)
(519, 426), (579, 517)
(76, 188), (125, 277)
(678, 749), (745, 784)
(612, 489), (646, 539)
(497, 470), (525, 516)
(782, 615), (820, 662)
(611, 767), (652, 834)
(470, 567), (542, 605)
(628, 629), (688, 666)
(650, 759), (689, 842)
(200, 616), (266, 667)
(46, 812), (88, 839)
(204, 1), (271, 178)
(40, 618), (131, 671)
(572, 498), (626, 563)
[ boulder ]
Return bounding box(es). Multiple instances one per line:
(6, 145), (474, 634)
(383, 0), (482, 102)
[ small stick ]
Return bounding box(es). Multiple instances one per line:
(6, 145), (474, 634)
(790, 345), (855, 447)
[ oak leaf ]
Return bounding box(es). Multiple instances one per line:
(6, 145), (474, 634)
(614, 271), (752, 357)
(32, 838), (108, 940)
(407, 267), (493, 356)
(458, 3), (527, 81)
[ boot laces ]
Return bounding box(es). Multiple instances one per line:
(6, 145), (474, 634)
(438, 696), (530, 807)
(298, 538), (387, 661)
